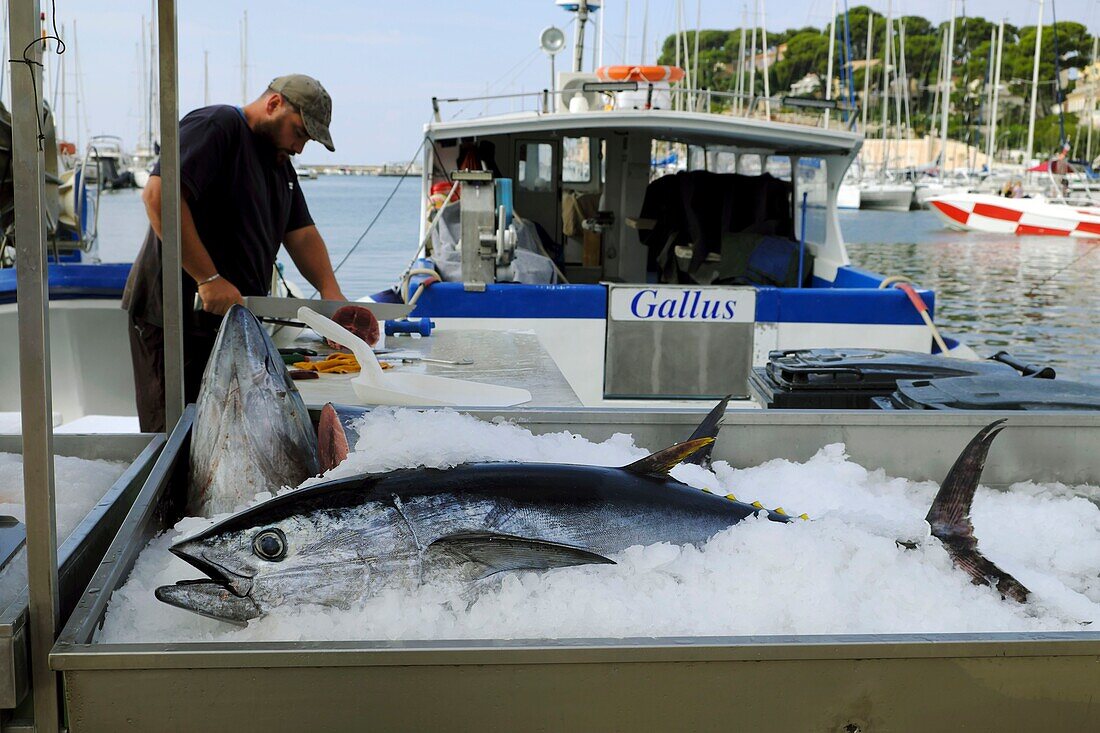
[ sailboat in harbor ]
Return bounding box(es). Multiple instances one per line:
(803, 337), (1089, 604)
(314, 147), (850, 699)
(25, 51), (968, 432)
(927, 1), (1100, 235)
(859, 1), (914, 211)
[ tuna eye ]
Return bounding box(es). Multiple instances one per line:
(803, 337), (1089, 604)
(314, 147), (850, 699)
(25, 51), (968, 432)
(252, 529), (287, 561)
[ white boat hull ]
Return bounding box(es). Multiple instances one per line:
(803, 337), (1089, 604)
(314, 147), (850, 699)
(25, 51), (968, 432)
(927, 193), (1100, 237)
(860, 184), (914, 212)
(837, 183), (861, 209)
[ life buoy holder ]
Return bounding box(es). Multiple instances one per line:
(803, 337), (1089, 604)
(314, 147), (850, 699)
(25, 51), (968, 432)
(595, 65), (686, 83)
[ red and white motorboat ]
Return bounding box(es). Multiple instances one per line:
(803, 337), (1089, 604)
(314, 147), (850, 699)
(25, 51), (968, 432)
(927, 193), (1100, 237)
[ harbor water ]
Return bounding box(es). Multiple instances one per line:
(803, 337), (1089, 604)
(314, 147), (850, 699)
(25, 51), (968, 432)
(95, 177), (1100, 385)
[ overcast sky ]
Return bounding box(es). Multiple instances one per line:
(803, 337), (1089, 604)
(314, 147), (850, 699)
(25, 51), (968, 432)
(17, 0), (1100, 163)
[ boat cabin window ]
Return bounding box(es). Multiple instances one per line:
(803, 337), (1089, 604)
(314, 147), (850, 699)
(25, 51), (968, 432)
(518, 142), (554, 192)
(688, 145), (707, 171)
(651, 139), (687, 180)
(708, 149), (738, 174)
(562, 136), (591, 184)
(737, 154), (762, 175)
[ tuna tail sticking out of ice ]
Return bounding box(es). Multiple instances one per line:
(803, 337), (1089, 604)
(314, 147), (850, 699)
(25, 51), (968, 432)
(156, 398), (790, 625)
(924, 419), (1029, 603)
(188, 305), (320, 517)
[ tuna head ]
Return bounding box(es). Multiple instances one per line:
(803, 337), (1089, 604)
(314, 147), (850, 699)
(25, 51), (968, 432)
(156, 480), (421, 624)
(188, 305), (320, 517)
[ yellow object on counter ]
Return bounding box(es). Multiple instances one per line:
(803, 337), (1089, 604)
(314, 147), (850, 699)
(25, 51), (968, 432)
(292, 353), (393, 374)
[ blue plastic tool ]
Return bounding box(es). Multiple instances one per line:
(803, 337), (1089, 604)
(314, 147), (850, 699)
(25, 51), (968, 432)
(385, 318), (435, 337)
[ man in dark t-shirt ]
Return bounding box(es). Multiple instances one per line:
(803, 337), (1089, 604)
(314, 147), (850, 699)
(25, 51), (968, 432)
(123, 74), (346, 431)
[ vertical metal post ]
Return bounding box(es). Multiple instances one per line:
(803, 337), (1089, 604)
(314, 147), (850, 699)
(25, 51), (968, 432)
(158, 0), (184, 430)
(9, 0), (60, 729)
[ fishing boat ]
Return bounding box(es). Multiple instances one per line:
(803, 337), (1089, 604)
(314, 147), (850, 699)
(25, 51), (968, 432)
(4, 0), (975, 422)
(357, 4), (974, 409)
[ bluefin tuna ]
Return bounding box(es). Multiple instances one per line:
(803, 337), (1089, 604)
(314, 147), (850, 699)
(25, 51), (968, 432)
(188, 305), (320, 517)
(157, 408), (1028, 625)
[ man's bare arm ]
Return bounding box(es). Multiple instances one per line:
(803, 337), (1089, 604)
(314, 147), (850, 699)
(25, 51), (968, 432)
(142, 175), (243, 314)
(283, 224), (345, 301)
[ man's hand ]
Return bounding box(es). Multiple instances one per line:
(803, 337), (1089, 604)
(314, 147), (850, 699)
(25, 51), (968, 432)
(197, 277), (244, 315)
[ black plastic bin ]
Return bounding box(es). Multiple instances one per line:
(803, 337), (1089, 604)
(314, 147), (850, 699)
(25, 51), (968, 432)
(751, 348), (1016, 409)
(874, 375), (1100, 411)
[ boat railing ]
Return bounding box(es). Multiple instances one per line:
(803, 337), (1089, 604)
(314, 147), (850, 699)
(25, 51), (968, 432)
(430, 85), (860, 132)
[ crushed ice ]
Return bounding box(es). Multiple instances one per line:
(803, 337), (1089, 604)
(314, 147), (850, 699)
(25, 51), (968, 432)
(97, 408), (1100, 642)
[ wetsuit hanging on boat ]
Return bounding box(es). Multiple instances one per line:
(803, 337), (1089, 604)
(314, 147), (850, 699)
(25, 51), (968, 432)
(123, 74), (346, 432)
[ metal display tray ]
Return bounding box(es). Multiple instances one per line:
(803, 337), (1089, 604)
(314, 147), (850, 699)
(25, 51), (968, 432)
(53, 409), (1100, 731)
(0, 433), (164, 712)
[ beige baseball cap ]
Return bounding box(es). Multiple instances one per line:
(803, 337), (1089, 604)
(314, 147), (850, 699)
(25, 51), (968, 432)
(269, 74), (335, 152)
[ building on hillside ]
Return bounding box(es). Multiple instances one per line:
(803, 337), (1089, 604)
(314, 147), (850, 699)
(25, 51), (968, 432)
(788, 73), (821, 97)
(1064, 61), (1100, 128)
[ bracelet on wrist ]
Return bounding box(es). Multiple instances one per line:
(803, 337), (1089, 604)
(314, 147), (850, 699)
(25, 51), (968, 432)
(197, 273), (221, 286)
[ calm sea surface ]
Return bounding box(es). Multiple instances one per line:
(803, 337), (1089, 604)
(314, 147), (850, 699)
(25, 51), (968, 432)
(95, 177), (1100, 385)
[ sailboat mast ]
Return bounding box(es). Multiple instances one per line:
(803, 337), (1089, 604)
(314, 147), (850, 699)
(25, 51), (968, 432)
(760, 1), (771, 119)
(735, 7), (746, 114)
(939, 0), (955, 176)
(204, 50), (210, 106)
(986, 24), (1002, 167)
(880, 0), (891, 176)
(1089, 35), (1097, 162)
(861, 10), (872, 133)
(824, 0), (837, 129)
(1025, 0), (1045, 166)
(693, 0), (701, 110)
(748, 1), (757, 114)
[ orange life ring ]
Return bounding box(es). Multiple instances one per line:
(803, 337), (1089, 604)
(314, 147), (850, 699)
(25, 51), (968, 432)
(596, 65), (686, 83)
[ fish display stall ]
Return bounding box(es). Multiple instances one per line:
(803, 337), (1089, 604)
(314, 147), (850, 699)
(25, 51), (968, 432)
(53, 400), (1100, 729)
(0, 432), (161, 721)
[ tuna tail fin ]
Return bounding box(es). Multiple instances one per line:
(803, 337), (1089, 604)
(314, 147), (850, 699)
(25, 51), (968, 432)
(317, 403), (370, 472)
(623, 437), (715, 477)
(683, 395), (731, 467)
(926, 419), (1030, 603)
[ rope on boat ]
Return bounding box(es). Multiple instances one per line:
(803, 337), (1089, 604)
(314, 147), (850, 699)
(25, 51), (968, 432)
(879, 275), (951, 354)
(312, 136), (428, 297)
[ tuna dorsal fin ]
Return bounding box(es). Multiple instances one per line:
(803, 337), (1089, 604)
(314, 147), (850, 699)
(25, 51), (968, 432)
(623, 437), (715, 477)
(683, 395), (731, 467)
(926, 419), (1030, 603)
(426, 533), (614, 578)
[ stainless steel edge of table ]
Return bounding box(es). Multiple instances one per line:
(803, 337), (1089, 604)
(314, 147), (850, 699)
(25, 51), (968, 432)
(0, 433), (164, 711)
(49, 410), (1100, 732)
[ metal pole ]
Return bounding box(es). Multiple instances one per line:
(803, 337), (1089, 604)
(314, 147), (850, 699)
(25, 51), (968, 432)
(824, 0), (837, 128)
(940, 0), (955, 176)
(1088, 36), (1097, 163)
(1026, 0), (1045, 167)
(988, 22), (1004, 168)
(573, 0), (588, 73)
(760, 2), (770, 119)
(158, 0), (184, 430)
(861, 10), (872, 134)
(748, 1), (756, 114)
(9, 0), (61, 729)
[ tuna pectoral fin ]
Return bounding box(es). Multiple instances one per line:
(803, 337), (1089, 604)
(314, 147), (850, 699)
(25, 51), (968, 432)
(317, 403), (370, 472)
(623, 437), (715, 477)
(684, 395), (731, 467)
(926, 419), (1030, 603)
(426, 533), (614, 579)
